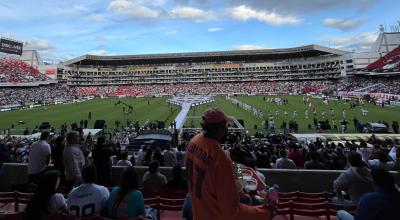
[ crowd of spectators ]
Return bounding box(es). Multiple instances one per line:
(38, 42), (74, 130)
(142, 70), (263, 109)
(0, 85), (73, 106)
(0, 57), (49, 83)
(2, 77), (400, 108)
(1, 115), (400, 219)
(335, 78), (400, 94)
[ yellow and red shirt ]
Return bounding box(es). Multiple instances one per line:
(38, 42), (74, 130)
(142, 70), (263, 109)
(185, 134), (269, 220)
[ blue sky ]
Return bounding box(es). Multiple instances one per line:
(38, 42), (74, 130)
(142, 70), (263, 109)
(0, 0), (399, 62)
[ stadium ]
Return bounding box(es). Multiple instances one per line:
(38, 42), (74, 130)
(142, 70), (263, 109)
(1, 14), (400, 220)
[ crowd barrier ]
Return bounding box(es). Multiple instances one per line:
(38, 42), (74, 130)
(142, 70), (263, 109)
(0, 163), (399, 192)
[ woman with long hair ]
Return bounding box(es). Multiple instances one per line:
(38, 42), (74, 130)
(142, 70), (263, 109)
(106, 167), (145, 219)
(142, 148), (153, 166)
(24, 170), (68, 219)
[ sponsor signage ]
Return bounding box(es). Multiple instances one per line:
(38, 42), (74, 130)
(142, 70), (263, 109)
(0, 38), (23, 55)
(45, 69), (56, 75)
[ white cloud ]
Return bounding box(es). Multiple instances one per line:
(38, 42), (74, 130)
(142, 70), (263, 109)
(165, 30), (178, 35)
(322, 18), (363, 31)
(73, 5), (89, 12)
(227, 0), (378, 14)
(88, 50), (112, 56)
(170, 7), (214, 21)
(208, 27), (223, 32)
(108, 0), (159, 19)
(24, 39), (54, 52)
(229, 5), (302, 25)
(320, 32), (378, 51)
(233, 44), (270, 50)
(86, 14), (107, 22)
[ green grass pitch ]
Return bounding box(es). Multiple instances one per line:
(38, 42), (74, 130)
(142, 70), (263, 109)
(0, 97), (179, 134)
(1, 95), (399, 134)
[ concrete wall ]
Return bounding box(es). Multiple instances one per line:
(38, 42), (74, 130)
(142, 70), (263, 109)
(1, 163), (399, 193)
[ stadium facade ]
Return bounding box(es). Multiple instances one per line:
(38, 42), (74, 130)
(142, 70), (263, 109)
(60, 29), (400, 86)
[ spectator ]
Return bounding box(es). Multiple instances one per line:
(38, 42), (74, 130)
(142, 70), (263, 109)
(304, 151), (327, 169)
(276, 150), (296, 169)
(357, 141), (372, 162)
(27, 131), (51, 184)
(337, 167), (400, 220)
(107, 167), (145, 219)
(136, 145), (147, 166)
(67, 165), (109, 217)
(142, 161), (167, 190)
(185, 108), (269, 220)
(142, 148), (153, 166)
(165, 165), (188, 190)
(63, 131), (86, 193)
(92, 136), (115, 186)
(51, 135), (66, 182)
(368, 151), (395, 171)
(24, 170), (68, 220)
(163, 144), (177, 167)
(333, 152), (373, 205)
(116, 151), (133, 167)
(0, 142), (10, 174)
(182, 194), (192, 220)
(152, 148), (164, 166)
(332, 147), (347, 170)
(288, 145), (305, 168)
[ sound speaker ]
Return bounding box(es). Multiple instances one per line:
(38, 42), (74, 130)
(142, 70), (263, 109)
(94, 120), (106, 129)
(237, 119), (245, 127)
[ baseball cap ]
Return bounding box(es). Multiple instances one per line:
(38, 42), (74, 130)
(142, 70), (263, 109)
(202, 108), (233, 124)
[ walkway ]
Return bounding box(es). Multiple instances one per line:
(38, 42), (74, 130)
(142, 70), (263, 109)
(168, 96), (214, 129)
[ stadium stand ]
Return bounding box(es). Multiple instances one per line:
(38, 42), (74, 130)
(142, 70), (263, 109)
(366, 46), (400, 72)
(0, 57), (48, 83)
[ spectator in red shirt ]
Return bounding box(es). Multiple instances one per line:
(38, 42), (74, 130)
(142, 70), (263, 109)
(288, 144), (305, 168)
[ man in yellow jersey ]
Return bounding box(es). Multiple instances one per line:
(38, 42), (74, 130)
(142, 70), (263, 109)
(185, 108), (270, 220)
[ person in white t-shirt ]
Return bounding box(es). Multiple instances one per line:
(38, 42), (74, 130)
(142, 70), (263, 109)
(24, 170), (68, 220)
(67, 165), (110, 217)
(136, 145), (147, 166)
(27, 131), (52, 184)
(116, 151), (133, 167)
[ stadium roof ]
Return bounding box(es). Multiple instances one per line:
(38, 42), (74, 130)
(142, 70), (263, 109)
(63, 44), (347, 66)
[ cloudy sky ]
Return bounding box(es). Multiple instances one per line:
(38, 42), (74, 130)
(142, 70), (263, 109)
(0, 0), (399, 62)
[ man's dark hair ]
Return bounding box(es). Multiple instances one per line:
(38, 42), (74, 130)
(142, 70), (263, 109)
(40, 131), (50, 140)
(280, 150), (287, 158)
(96, 136), (106, 146)
(82, 165), (97, 183)
(347, 152), (364, 167)
(121, 151), (128, 160)
(149, 161), (160, 173)
(66, 131), (79, 145)
(372, 167), (394, 188)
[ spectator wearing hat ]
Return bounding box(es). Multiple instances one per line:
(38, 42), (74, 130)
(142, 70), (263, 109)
(185, 108), (270, 220)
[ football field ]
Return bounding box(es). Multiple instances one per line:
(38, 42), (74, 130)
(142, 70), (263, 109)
(1, 95), (399, 134)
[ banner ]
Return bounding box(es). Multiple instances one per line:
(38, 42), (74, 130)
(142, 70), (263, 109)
(0, 38), (23, 55)
(45, 69), (56, 75)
